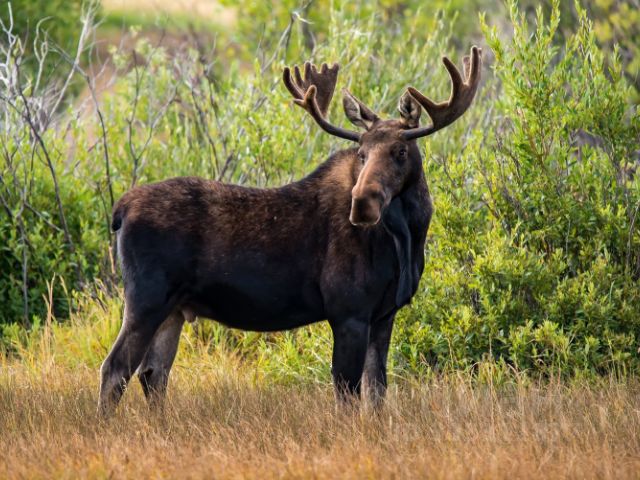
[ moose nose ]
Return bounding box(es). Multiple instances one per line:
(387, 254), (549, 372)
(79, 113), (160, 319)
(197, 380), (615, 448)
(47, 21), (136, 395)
(349, 189), (385, 226)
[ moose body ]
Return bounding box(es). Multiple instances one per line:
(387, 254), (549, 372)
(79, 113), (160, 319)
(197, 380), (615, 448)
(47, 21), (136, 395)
(113, 155), (429, 331)
(98, 47), (481, 415)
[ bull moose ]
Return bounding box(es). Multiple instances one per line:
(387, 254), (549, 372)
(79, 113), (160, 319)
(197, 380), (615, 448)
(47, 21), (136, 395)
(98, 46), (482, 415)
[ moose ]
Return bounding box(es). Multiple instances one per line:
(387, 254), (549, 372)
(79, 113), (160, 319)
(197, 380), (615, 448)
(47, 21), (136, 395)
(98, 46), (482, 415)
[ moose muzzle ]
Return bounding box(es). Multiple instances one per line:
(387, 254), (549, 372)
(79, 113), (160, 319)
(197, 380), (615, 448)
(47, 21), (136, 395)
(350, 188), (386, 226)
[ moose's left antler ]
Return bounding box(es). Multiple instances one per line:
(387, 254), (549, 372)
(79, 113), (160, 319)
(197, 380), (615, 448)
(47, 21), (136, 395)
(402, 46), (482, 140)
(283, 62), (361, 142)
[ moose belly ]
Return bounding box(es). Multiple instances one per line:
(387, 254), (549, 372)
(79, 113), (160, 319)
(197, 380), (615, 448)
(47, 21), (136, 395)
(185, 267), (325, 332)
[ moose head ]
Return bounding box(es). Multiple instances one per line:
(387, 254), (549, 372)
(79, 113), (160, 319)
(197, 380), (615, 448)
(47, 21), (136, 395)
(283, 46), (482, 226)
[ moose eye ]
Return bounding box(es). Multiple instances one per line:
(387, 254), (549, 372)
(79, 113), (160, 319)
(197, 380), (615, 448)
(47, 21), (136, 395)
(395, 148), (408, 162)
(357, 151), (366, 164)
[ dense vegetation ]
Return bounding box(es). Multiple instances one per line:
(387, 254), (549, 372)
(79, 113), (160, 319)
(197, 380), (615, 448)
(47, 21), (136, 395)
(0, 0), (638, 381)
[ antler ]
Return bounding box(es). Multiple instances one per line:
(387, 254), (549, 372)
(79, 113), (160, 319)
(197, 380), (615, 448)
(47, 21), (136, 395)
(402, 46), (482, 141)
(283, 62), (360, 142)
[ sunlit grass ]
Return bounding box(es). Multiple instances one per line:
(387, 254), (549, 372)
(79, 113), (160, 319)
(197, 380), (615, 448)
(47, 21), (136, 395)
(2, 289), (639, 478)
(2, 360), (639, 479)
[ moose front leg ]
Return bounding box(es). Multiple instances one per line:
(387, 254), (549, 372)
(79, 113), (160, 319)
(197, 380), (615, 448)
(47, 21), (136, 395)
(330, 318), (370, 405)
(362, 312), (395, 409)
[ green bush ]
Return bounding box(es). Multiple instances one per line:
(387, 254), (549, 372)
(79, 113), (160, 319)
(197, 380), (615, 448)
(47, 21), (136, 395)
(1, 0), (86, 75)
(4, 0), (83, 46)
(1, 0), (639, 379)
(219, 0), (493, 62)
(520, 0), (640, 103)
(395, 0), (640, 376)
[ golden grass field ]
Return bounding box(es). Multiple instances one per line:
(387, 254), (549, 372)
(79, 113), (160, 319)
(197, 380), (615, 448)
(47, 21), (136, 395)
(2, 357), (640, 479)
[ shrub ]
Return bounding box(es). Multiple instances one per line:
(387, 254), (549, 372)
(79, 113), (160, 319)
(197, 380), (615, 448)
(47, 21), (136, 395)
(1, 0), (638, 379)
(0, 0), (86, 77)
(395, 0), (640, 376)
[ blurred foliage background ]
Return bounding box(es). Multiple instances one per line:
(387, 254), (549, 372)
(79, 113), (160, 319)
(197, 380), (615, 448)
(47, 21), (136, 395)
(0, 0), (639, 381)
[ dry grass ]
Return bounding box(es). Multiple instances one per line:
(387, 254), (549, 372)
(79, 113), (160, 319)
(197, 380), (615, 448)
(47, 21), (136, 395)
(2, 360), (640, 480)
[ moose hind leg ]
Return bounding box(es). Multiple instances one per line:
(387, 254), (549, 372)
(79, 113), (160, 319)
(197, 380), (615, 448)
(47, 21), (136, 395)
(98, 303), (167, 417)
(330, 318), (370, 404)
(138, 312), (185, 407)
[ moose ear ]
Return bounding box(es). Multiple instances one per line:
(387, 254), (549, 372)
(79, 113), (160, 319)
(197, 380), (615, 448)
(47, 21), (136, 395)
(398, 90), (421, 128)
(342, 89), (379, 130)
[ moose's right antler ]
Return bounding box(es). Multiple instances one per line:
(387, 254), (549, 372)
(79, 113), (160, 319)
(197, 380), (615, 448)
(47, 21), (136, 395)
(283, 62), (361, 142)
(402, 46), (482, 140)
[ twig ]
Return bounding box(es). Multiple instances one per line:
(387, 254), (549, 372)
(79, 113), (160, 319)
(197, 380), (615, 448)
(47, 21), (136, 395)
(42, 1), (97, 129)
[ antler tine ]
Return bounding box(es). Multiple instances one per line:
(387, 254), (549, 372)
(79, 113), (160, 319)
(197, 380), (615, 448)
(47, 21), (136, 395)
(283, 62), (361, 142)
(283, 66), (304, 100)
(442, 56), (464, 99)
(402, 46), (482, 141)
